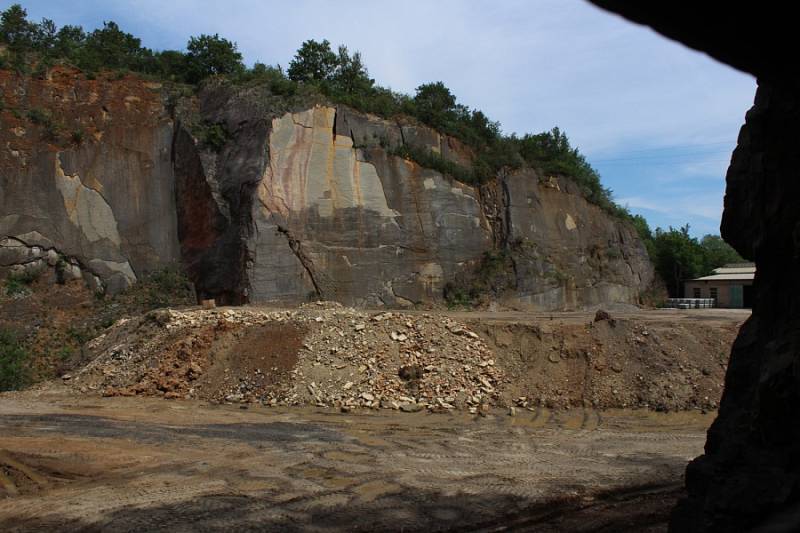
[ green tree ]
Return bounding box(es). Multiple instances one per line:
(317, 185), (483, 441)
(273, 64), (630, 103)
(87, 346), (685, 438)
(651, 225), (706, 297)
(413, 81), (458, 130)
(80, 21), (148, 72)
(0, 4), (34, 51)
(287, 39), (338, 83)
(53, 24), (85, 59)
(185, 33), (243, 83)
(330, 45), (373, 95)
(700, 234), (743, 271)
(31, 17), (57, 56)
(153, 49), (189, 82)
(468, 110), (501, 145)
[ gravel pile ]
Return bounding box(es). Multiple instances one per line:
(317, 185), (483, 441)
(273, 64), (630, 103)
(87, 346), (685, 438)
(71, 303), (506, 413)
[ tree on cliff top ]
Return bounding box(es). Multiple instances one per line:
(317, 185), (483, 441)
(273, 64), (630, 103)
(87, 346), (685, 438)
(413, 82), (461, 131)
(287, 39), (374, 96)
(331, 45), (374, 95)
(287, 39), (338, 83)
(0, 4), (34, 51)
(185, 33), (244, 83)
(80, 21), (148, 72)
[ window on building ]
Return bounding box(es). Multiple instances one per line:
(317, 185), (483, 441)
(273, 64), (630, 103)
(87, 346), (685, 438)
(693, 288), (701, 298)
(710, 287), (718, 301)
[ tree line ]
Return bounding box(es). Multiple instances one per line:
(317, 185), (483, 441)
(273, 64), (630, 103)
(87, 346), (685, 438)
(1, 4), (616, 215)
(629, 218), (744, 297)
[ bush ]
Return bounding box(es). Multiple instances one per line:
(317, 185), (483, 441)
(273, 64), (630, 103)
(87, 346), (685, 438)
(26, 107), (51, 125)
(0, 329), (30, 391)
(443, 249), (517, 307)
(193, 121), (230, 152)
(4, 270), (38, 296)
(391, 144), (476, 183)
(70, 128), (84, 145)
(113, 266), (194, 310)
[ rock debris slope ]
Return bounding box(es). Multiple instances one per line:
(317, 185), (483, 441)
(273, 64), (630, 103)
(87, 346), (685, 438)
(69, 305), (736, 412)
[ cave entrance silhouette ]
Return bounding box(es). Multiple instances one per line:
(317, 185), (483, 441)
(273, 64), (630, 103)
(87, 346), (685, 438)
(590, 3), (800, 531)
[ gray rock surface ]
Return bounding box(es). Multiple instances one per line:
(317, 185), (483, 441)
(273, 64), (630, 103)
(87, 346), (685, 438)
(1, 72), (654, 309)
(502, 171), (653, 309)
(0, 68), (179, 293)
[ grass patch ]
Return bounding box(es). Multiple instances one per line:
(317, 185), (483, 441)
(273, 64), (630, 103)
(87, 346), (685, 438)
(4, 270), (39, 296)
(390, 144), (477, 184)
(0, 329), (30, 391)
(443, 248), (517, 307)
(112, 265), (195, 310)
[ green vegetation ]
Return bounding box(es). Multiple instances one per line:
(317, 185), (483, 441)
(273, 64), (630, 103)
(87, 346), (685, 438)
(112, 265), (195, 310)
(631, 221), (745, 297)
(185, 33), (244, 83)
(443, 249), (517, 307)
(70, 128), (84, 145)
(390, 144), (476, 184)
(0, 4), (632, 218)
(192, 120), (230, 152)
(0, 328), (30, 391)
(4, 270), (38, 296)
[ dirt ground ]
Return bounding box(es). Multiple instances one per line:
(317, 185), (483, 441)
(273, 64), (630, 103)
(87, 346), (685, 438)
(0, 307), (748, 531)
(0, 390), (713, 532)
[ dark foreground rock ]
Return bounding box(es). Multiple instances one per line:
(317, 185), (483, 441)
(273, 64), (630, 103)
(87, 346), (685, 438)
(591, 2), (800, 531)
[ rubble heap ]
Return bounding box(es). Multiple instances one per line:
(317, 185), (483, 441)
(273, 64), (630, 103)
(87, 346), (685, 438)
(72, 303), (505, 413)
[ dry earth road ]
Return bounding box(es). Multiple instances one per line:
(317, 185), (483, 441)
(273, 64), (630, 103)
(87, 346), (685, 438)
(0, 391), (714, 532)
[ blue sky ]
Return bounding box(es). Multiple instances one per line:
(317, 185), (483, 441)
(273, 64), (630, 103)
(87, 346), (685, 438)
(5, 0), (756, 236)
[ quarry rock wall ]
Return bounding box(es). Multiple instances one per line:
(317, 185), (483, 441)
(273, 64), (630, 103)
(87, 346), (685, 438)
(1, 69), (654, 310)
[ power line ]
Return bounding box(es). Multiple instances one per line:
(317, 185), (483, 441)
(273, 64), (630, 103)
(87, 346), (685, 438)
(594, 158), (731, 167)
(591, 149), (733, 163)
(590, 140), (734, 156)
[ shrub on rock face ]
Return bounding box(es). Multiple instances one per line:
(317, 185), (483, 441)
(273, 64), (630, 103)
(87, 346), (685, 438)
(0, 329), (29, 391)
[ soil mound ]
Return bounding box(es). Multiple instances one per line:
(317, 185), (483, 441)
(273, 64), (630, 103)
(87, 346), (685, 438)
(74, 305), (503, 412)
(67, 305), (741, 412)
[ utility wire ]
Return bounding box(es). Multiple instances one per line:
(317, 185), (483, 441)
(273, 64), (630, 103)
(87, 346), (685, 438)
(594, 158), (731, 167)
(590, 140), (734, 156)
(591, 149), (733, 163)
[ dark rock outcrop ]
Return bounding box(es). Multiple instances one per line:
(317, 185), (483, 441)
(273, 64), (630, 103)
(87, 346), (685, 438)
(674, 81), (800, 533)
(591, 2), (800, 531)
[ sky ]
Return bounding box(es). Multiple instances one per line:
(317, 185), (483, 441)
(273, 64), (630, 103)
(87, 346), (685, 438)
(5, 0), (757, 236)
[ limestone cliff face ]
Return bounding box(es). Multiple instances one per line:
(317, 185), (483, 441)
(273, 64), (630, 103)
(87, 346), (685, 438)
(500, 172), (651, 308)
(249, 106), (491, 306)
(1, 71), (653, 308)
(0, 67), (179, 292)
(177, 84), (653, 308)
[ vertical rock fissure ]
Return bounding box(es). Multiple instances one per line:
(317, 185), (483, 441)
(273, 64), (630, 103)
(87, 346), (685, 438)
(276, 225), (322, 297)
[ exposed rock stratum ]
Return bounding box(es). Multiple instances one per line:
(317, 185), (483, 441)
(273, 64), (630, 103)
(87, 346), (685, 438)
(1, 68), (654, 310)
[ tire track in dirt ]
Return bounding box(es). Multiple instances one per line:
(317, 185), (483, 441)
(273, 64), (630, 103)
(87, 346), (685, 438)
(0, 394), (712, 532)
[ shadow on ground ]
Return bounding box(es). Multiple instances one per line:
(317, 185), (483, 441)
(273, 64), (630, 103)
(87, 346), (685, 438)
(1, 482), (682, 532)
